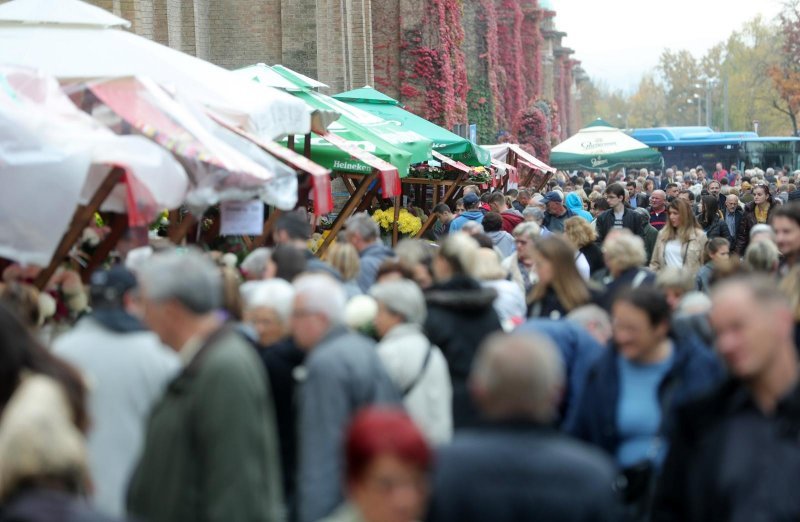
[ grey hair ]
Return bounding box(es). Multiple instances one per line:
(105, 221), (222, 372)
(522, 206), (545, 224)
(744, 240), (780, 273)
(567, 305), (612, 340)
(369, 280), (427, 325)
(749, 223), (776, 241)
(240, 279), (295, 324)
(461, 221), (485, 234)
(240, 247), (272, 278)
(293, 273), (347, 325)
(677, 291), (712, 315)
(138, 248), (221, 314)
(512, 221), (541, 240)
(470, 332), (564, 422)
(345, 212), (380, 242)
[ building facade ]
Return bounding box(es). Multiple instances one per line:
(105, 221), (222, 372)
(84, 0), (584, 148)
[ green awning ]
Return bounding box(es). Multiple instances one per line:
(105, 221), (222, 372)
(550, 118), (663, 171)
(263, 67), (433, 176)
(333, 86), (491, 167)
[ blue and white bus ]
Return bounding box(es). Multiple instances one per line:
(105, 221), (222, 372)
(627, 126), (800, 172)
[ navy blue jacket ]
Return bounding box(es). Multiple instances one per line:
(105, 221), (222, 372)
(565, 333), (724, 459)
(427, 421), (622, 522)
(516, 319), (604, 429)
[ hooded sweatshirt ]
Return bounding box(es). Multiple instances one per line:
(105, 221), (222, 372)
(449, 211), (484, 234)
(565, 193), (594, 223)
(500, 209), (524, 233)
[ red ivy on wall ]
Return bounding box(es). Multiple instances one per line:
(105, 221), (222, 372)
(513, 104), (550, 162)
(372, 0), (570, 151)
(396, 0), (468, 129)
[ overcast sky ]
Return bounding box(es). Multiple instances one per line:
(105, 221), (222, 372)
(554, 0), (784, 93)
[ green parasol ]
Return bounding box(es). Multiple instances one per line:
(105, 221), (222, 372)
(333, 86), (491, 167)
(550, 118), (663, 171)
(260, 66), (432, 176)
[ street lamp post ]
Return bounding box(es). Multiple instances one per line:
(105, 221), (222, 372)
(687, 94), (701, 126)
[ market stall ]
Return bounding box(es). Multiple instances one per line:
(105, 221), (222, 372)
(238, 64), (435, 251)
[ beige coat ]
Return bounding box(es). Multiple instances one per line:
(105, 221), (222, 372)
(649, 228), (708, 275)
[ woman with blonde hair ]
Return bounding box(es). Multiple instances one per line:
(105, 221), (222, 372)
(564, 216), (605, 277)
(649, 198), (707, 275)
(324, 242), (362, 298)
(525, 235), (595, 319)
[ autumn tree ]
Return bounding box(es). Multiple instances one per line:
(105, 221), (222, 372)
(769, 1), (800, 136)
(627, 74), (666, 128)
(657, 49), (704, 126)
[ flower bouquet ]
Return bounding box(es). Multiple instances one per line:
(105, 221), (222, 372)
(372, 208), (422, 238)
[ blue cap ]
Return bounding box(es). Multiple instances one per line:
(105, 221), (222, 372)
(542, 191), (563, 203)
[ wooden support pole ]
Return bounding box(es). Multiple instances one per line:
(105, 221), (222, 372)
(256, 208), (283, 247)
(415, 173), (468, 238)
(288, 135), (295, 152)
(169, 213), (197, 245)
(355, 180), (381, 214)
(392, 194), (401, 247)
(81, 212), (129, 283)
(317, 172), (378, 257)
(35, 167), (125, 290)
(303, 133), (312, 158)
(342, 175), (357, 196)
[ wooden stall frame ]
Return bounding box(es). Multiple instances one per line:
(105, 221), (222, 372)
(80, 212), (129, 282)
(34, 166), (125, 290)
(409, 171), (470, 238)
(316, 171), (379, 257)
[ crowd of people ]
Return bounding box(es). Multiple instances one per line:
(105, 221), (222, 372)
(1, 161), (800, 522)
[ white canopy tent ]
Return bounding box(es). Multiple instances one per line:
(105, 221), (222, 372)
(0, 67), (188, 266)
(0, 0), (312, 141)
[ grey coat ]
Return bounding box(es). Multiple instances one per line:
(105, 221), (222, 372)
(297, 326), (401, 522)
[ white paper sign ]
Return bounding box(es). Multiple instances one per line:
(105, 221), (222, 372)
(220, 200), (264, 236)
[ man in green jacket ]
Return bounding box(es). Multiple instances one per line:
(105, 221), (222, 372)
(127, 249), (284, 522)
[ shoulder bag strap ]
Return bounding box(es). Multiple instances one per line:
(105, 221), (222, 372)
(401, 343), (434, 397)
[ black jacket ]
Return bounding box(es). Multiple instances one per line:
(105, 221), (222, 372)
(427, 420), (622, 522)
(734, 202), (776, 255)
(652, 379), (800, 522)
(701, 215), (731, 242)
(254, 338), (306, 509)
(580, 242), (606, 276)
(595, 207), (646, 244)
(424, 276), (502, 429)
(597, 267), (656, 312)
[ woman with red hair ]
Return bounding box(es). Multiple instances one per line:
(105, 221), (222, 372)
(320, 408), (432, 522)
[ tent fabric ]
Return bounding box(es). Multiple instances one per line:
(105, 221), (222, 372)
(333, 86), (491, 167)
(0, 67), (188, 265)
(550, 119), (663, 171)
(238, 65), (432, 184)
(484, 143), (555, 173)
(0, 0), (311, 141)
(210, 117), (335, 216)
(0, 0), (129, 27)
(80, 76), (299, 213)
